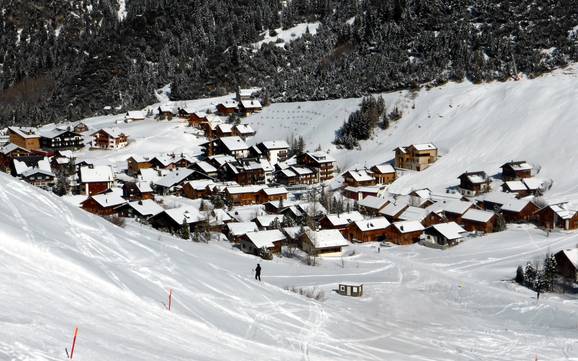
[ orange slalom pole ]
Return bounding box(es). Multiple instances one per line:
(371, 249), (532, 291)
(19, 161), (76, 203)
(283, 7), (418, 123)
(70, 327), (78, 359)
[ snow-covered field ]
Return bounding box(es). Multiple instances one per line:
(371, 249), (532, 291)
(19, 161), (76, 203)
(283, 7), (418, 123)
(253, 22), (321, 49)
(3, 65), (578, 360)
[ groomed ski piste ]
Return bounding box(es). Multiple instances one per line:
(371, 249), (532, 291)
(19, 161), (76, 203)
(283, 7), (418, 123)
(2, 65), (578, 360)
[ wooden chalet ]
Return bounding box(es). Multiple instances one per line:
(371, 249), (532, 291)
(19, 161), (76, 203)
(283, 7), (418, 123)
(502, 178), (543, 198)
(342, 169), (376, 187)
(500, 199), (539, 223)
(346, 217), (390, 243)
(79, 165), (114, 195)
(149, 207), (205, 234)
(240, 230), (285, 256)
(256, 141), (289, 165)
(254, 215), (283, 230)
(554, 249), (578, 282)
(385, 221), (424, 245)
(460, 209), (497, 233)
(189, 161), (218, 178)
(379, 201), (410, 222)
(428, 200), (473, 223)
(458, 171), (490, 196)
(232, 124), (256, 140)
(72, 122), (89, 133)
(127, 156), (153, 176)
(122, 181), (154, 201)
(534, 204), (578, 230)
(125, 111), (146, 122)
(81, 193), (126, 216)
(117, 200), (163, 220)
(154, 169), (210, 195)
(227, 222), (260, 243)
(319, 211), (364, 232)
(357, 196), (389, 216)
(301, 229), (349, 256)
(215, 123), (234, 138)
(394, 143), (438, 171)
(216, 101), (239, 115)
(0, 144), (33, 172)
(8, 127), (41, 150)
(182, 179), (215, 199)
(225, 186), (261, 206)
(239, 99), (263, 116)
(223, 159), (269, 185)
(298, 152), (335, 182)
(157, 106), (175, 120)
(370, 164), (396, 184)
(256, 187), (288, 204)
(21, 169), (55, 190)
(423, 222), (468, 247)
(343, 186), (385, 201)
(276, 166), (317, 186)
(203, 136), (250, 159)
(91, 128), (128, 149)
(39, 129), (84, 150)
(500, 161), (533, 181)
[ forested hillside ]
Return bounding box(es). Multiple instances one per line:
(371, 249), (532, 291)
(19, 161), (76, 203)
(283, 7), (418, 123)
(1, 0), (577, 126)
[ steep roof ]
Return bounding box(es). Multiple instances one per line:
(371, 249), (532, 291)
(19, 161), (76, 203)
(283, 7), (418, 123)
(304, 229), (349, 249)
(227, 222), (259, 237)
(344, 169), (374, 182)
(353, 217), (390, 231)
(392, 220), (424, 233)
(220, 136), (249, 151)
(126, 200), (163, 217)
(358, 196), (389, 210)
(79, 166), (114, 183)
(155, 169), (196, 188)
(260, 140), (289, 150)
(427, 222), (468, 240)
(371, 164), (395, 174)
(324, 211), (364, 227)
(244, 230), (286, 248)
(86, 193), (126, 208)
(93, 127), (125, 138)
(462, 209), (496, 223)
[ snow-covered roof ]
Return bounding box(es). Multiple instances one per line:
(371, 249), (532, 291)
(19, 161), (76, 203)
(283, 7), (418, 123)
(234, 124), (255, 134)
(345, 169), (374, 182)
(158, 105), (175, 113)
(504, 181), (527, 192)
(261, 187), (287, 196)
(260, 140), (289, 150)
(218, 100), (238, 109)
(460, 171), (488, 184)
(240, 99), (263, 109)
(155, 169), (195, 188)
(291, 166), (314, 175)
(208, 154), (236, 167)
(282, 226), (310, 239)
(353, 217), (390, 231)
(126, 200), (163, 216)
(244, 230), (286, 248)
(546, 204), (576, 220)
(185, 179), (215, 190)
(8, 127), (39, 139)
(226, 185), (262, 195)
(280, 169), (297, 178)
(482, 192), (515, 206)
(398, 206), (429, 222)
(39, 128), (80, 139)
(93, 127), (125, 138)
(502, 161), (532, 171)
(522, 178), (543, 191)
(260, 159), (274, 172)
(372, 164), (395, 174)
(227, 205), (266, 222)
(430, 200), (472, 215)
(1, 143), (28, 154)
(22, 168), (54, 178)
(411, 143), (437, 151)
(135, 182), (153, 193)
(324, 211), (364, 227)
(427, 222), (468, 240)
(379, 201), (409, 218)
(87, 193), (126, 208)
(462, 209), (495, 223)
(392, 221), (424, 233)
(227, 222), (259, 237)
(297, 202), (328, 216)
(256, 215), (282, 227)
(80, 166), (114, 183)
(138, 168), (160, 183)
(358, 196), (389, 210)
(126, 111), (146, 119)
(344, 186), (384, 194)
(307, 151), (335, 163)
(304, 229), (349, 249)
(560, 249), (578, 268)
(220, 136), (249, 151)
(164, 207), (205, 224)
(500, 198), (532, 213)
(217, 123), (234, 133)
(410, 188), (431, 200)
(194, 161), (217, 174)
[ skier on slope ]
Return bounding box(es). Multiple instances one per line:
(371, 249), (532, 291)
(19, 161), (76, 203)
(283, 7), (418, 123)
(254, 263), (262, 281)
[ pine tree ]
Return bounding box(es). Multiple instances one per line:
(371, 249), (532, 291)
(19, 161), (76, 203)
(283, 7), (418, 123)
(524, 263), (537, 289)
(181, 218), (191, 240)
(543, 253), (558, 291)
(515, 265), (525, 284)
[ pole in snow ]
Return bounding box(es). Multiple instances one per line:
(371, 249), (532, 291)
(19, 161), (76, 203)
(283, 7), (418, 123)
(168, 288), (173, 311)
(69, 327), (78, 359)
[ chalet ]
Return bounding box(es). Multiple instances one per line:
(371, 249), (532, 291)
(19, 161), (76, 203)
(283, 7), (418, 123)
(138, 168), (161, 183)
(423, 222), (468, 247)
(255, 215), (283, 230)
(237, 89), (256, 101)
(11, 156), (51, 177)
(502, 180), (530, 197)
(157, 106), (175, 120)
(397, 206), (444, 227)
(91, 128), (128, 149)
(223, 159), (269, 185)
(460, 209), (497, 233)
(256, 141), (289, 165)
(385, 221), (424, 245)
(225, 185), (262, 206)
(216, 101), (239, 115)
(428, 200), (473, 223)
(500, 199), (539, 223)
(554, 249), (578, 282)
(207, 154), (237, 169)
(534, 204), (578, 230)
(319, 211), (364, 232)
(227, 204), (267, 222)
(21, 169), (55, 190)
(264, 199), (298, 214)
(357, 196), (389, 216)
(154, 169), (210, 195)
(71, 122), (89, 133)
(215, 123), (234, 138)
(79, 165), (114, 195)
(204, 208), (234, 232)
(127, 156), (153, 176)
(117, 200), (163, 220)
(125, 111), (146, 122)
(190, 161), (218, 178)
(81, 193), (126, 216)
(0, 144), (33, 172)
(256, 187), (288, 204)
(394, 143), (438, 171)
(479, 192), (515, 212)
(296, 202), (328, 218)
(379, 201), (409, 222)
(298, 152), (335, 182)
(408, 188), (433, 208)
(370, 164), (396, 184)
(122, 181), (154, 201)
(203, 136), (250, 159)
(226, 222), (259, 243)
(39, 129), (84, 150)
(500, 161), (533, 181)
(240, 230), (285, 256)
(239, 99), (263, 115)
(301, 229), (349, 256)
(521, 178), (544, 196)
(8, 127), (41, 150)
(188, 112), (210, 128)
(458, 171), (490, 196)
(182, 179), (215, 199)
(343, 186), (386, 201)
(232, 124), (256, 140)
(342, 169), (376, 187)
(346, 217), (390, 243)
(276, 166), (317, 186)
(149, 206), (205, 234)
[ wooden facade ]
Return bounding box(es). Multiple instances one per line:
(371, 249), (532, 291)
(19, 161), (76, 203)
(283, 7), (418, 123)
(91, 129), (128, 149)
(298, 152), (335, 182)
(500, 161), (532, 181)
(554, 250), (578, 281)
(394, 144), (438, 171)
(127, 157), (153, 176)
(122, 182), (154, 201)
(384, 226), (423, 245)
(535, 205), (578, 230)
(40, 130), (84, 150)
(8, 128), (41, 150)
(458, 171), (490, 196)
(370, 165), (396, 184)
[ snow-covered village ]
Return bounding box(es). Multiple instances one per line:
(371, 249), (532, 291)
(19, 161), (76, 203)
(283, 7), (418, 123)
(2, 1), (578, 360)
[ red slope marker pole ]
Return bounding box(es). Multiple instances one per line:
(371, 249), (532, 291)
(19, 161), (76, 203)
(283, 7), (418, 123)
(168, 288), (173, 311)
(70, 327), (78, 359)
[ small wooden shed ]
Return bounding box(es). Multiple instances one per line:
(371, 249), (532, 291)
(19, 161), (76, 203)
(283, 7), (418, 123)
(337, 284), (363, 297)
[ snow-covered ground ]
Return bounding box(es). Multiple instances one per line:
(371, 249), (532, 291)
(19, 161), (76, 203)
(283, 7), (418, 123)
(4, 65), (578, 360)
(253, 22), (321, 49)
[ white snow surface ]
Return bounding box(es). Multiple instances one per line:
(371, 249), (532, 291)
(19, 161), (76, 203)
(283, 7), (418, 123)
(253, 22), (321, 48)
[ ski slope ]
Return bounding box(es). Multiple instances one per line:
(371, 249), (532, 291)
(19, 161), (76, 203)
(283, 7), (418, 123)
(2, 172), (578, 360)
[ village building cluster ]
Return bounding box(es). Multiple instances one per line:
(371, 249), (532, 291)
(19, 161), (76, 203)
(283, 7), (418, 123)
(1, 91), (577, 267)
